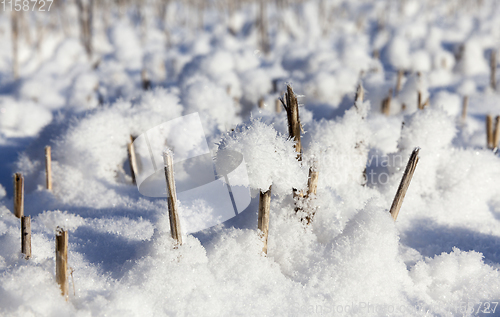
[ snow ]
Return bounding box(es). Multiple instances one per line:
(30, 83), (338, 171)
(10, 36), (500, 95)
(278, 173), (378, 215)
(385, 36), (412, 70)
(0, 98), (53, 138)
(1, 0), (500, 316)
(398, 73), (430, 113)
(37, 210), (86, 232)
(218, 118), (308, 195)
(431, 91), (461, 116)
(454, 39), (490, 76)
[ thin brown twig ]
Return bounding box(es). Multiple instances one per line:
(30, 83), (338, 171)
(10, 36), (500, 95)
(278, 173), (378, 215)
(389, 148), (420, 221)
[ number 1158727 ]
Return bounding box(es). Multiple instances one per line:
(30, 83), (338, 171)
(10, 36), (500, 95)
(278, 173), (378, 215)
(2, 0), (54, 12)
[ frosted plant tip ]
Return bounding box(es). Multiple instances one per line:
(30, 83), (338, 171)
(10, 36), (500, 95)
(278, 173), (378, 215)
(163, 148), (173, 155)
(411, 147), (421, 158)
(163, 148), (173, 165)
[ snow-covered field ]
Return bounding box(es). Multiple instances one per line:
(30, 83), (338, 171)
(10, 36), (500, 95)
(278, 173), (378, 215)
(1, 0), (500, 315)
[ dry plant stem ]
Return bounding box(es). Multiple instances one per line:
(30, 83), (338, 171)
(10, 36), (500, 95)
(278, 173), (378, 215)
(486, 114), (494, 149)
(422, 97), (430, 109)
(303, 166), (319, 224)
(354, 84), (368, 186)
(275, 98), (282, 113)
(70, 268), (76, 296)
(141, 69), (150, 90)
(281, 85), (302, 159)
(138, 0), (147, 42)
(116, 0), (124, 19)
(491, 50), (497, 90)
(389, 148), (420, 221)
(157, 0), (168, 31)
(306, 167), (319, 197)
(233, 97), (240, 114)
(163, 151), (182, 245)
(396, 70), (403, 94)
(127, 139), (138, 185)
(197, 0), (205, 30)
(20, 11), (31, 45)
(14, 173), (24, 218)
(382, 89), (392, 115)
(462, 96), (468, 122)
(272, 79), (279, 93)
(258, 0), (269, 53)
(11, 11), (19, 79)
(35, 15), (45, 57)
(418, 91), (422, 110)
(281, 85), (304, 200)
(58, 1), (70, 37)
(45, 146), (52, 191)
(21, 216), (31, 259)
(161, 0), (172, 47)
(354, 83), (364, 104)
(228, 0), (235, 23)
(494, 115), (500, 149)
(35, 16), (46, 62)
(258, 97), (264, 109)
(56, 228), (68, 299)
(258, 187), (271, 254)
(456, 44), (464, 63)
(76, 0), (93, 59)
